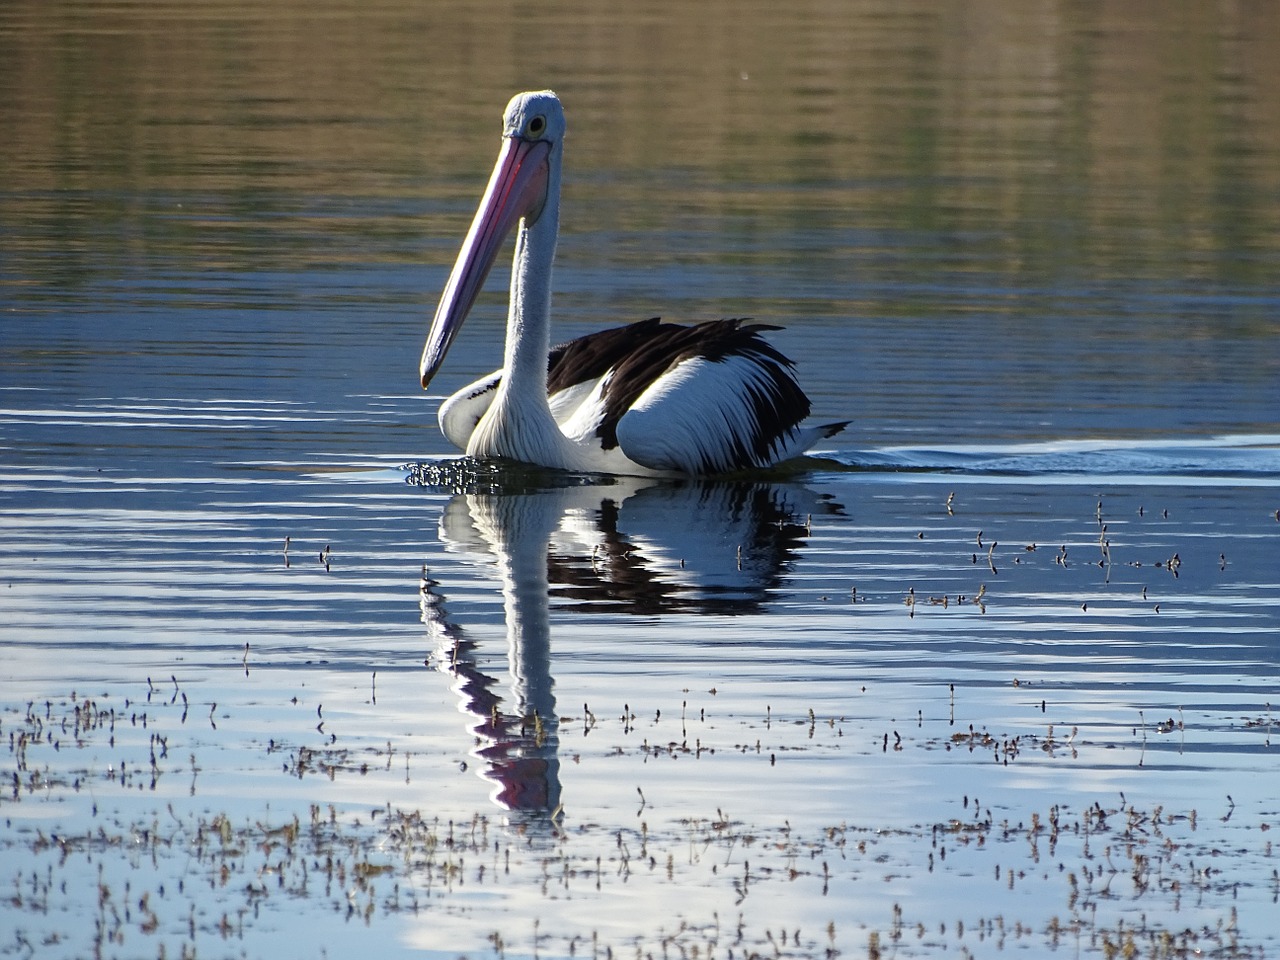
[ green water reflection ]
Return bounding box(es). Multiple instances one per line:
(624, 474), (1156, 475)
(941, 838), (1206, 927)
(2, 0), (1277, 286)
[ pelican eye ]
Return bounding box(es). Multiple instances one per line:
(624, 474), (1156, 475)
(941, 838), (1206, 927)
(526, 115), (547, 137)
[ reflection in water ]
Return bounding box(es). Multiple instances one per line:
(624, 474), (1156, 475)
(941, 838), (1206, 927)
(419, 477), (841, 822)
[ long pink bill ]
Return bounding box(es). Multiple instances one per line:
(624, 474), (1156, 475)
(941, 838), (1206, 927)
(420, 136), (551, 389)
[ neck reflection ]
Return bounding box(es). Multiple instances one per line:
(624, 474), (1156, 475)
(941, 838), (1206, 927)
(421, 476), (841, 826)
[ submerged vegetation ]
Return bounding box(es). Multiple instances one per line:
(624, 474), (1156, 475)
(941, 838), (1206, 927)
(3, 675), (1275, 959)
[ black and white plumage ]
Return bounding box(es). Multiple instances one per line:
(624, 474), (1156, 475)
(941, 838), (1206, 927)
(420, 90), (847, 476)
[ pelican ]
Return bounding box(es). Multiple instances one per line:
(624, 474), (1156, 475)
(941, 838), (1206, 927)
(420, 90), (847, 475)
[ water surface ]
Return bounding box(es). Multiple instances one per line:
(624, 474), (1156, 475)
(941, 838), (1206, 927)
(2, 1), (1279, 958)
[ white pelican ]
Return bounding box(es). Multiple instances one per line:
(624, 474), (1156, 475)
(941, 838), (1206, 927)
(420, 90), (847, 475)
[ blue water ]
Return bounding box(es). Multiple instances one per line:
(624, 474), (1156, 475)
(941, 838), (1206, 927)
(3, 1), (1280, 957)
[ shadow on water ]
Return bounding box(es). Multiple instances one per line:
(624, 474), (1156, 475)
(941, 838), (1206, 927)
(409, 470), (842, 825)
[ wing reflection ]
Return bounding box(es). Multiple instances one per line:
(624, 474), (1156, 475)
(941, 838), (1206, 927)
(420, 476), (841, 825)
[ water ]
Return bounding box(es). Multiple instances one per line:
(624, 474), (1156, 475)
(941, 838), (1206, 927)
(2, 1), (1279, 958)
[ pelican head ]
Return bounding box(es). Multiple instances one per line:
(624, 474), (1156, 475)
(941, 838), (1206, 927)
(420, 90), (566, 390)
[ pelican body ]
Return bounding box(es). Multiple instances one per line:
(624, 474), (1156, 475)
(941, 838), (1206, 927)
(420, 90), (846, 475)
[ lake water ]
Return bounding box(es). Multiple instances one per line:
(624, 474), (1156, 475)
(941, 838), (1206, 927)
(2, 2), (1279, 958)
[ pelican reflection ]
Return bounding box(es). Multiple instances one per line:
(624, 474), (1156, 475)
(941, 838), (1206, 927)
(420, 476), (841, 823)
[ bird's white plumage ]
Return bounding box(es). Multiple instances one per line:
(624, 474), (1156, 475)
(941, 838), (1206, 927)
(438, 372), (501, 449)
(615, 355), (795, 473)
(548, 377), (606, 430)
(439, 370), (613, 453)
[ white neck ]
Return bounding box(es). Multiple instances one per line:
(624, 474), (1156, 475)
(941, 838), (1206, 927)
(503, 208), (558, 394)
(467, 157), (580, 468)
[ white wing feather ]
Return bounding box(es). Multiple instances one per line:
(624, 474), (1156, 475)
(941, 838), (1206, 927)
(614, 355), (800, 473)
